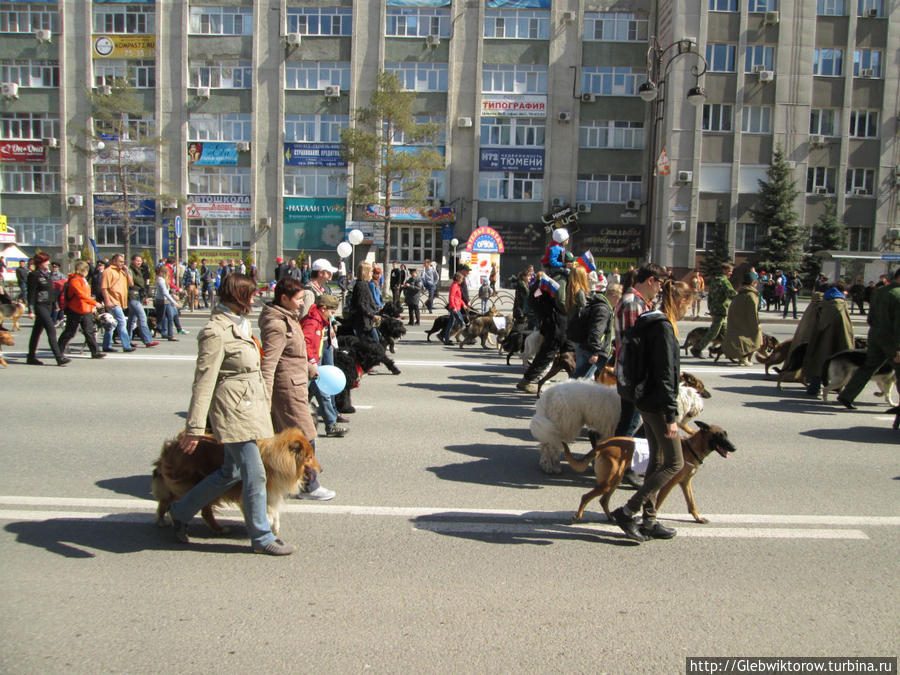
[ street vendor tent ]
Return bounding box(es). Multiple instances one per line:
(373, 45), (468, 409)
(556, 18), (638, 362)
(2, 244), (29, 263)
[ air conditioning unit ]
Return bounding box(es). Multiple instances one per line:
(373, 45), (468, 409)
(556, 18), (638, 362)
(576, 202), (591, 214)
(1, 82), (19, 100)
(581, 93), (596, 103)
(34, 28), (51, 43)
(457, 116), (473, 128)
(99, 84), (112, 96)
(552, 197), (568, 208)
(758, 70), (775, 82)
(625, 199), (641, 211)
(286, 32), (302, 46)
(672, 220), (687, 232)
(324, 85), (341, 99)
(258, 216), (272, 229)
(752, 64), (766, 73)
(814, 186), (829, 195)
(764, 10), (780, 24)
(236, 141), (250, 152)
(161, 199), (178, 209)
(67, 195), (84, 208)
(865, 8), (879, 17)
(677, 170), (693, 183)
(810, 134), (826, 147)
(853, 187), (869, 196)
(561, 11), (576, 23)
(43, 137), (59, 149)
(197, 86), (210, 99)
(558, 111), (572, 122)
(425, 34), (440, 47)
(67, 235), (84, 247)
(860, 68), (875, 78)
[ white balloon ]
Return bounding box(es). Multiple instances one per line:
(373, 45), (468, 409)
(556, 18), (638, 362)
(336, 241), (352, 258)
(348, 229), (364, 245)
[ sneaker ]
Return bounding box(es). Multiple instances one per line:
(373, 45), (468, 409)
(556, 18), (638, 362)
(122, 347), (136, 352)
(168, 507), (189, 543)
(26, 357), (44, 366)
(325, 425), (348, 437)
(167, 337), (179, 342)
(103, 348), (116, 353)
(145, 341), (159, 348)
(639, 520), (677, 539)
(56, 357), (71, 366)
(252, 538), (295, 556)
(335, 415), (350, 423)
(178, 329), (189, 335)
(297, 485), (336, 501)
(515, 378), (538, 394)
(91, 352), (107, 359)
(611, 507), (647, 542)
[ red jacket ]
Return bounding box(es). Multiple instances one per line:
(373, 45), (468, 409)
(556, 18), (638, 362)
(301, 304), (329, 365)
(448, 281), (465, 311)
(65, 273), (99, 315)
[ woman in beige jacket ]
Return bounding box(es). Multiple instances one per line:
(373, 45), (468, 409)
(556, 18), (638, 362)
(167, 274), (294, 556)
(260, 277), (335, 501)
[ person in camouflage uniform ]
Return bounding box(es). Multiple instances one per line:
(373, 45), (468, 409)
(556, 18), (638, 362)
(691, 262), (736, 358)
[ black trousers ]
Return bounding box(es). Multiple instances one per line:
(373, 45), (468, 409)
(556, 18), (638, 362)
(28, 303), (63, 361)
(407, 302), (420, 324)
(523, 312), (567, 381)
(58, 309), (100, 356)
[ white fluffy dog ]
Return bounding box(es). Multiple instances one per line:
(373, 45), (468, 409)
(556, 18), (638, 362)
(530, 380), (620, 474)
(676, 385), (705, 433)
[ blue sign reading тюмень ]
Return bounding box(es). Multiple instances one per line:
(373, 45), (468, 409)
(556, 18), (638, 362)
(479, 148), (544, 172)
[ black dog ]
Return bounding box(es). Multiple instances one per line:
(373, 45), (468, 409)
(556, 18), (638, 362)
(500, 326), (529, 365)
(332, 348), (361, 414)
(377, 316), (406, 354)
(379, 301), (404, 319)
(340, 334), (401, 375)
(424, 307), (474, 342)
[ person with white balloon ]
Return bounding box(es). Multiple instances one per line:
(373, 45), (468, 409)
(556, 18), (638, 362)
(302, 293), (349, 438)
(259, 277), (336, 501)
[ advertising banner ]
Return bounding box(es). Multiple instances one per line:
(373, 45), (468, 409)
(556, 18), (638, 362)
(345, 221), (385, 247)
(284, 143), (346, 167)
(186, 195), (251, 219)
(0, 140), (45, 163)
(284, 197), (346, 249)
(92, 34), (156, 59)
(161, 218), (177, 261)
(479, 148), (543, 172)
(487, 0), (550, 6)
(465, 226), (505, 254)
(481, 95), (547, 118)
(363, 205), (455, 222)
(93, 196), (155, 220)
(187, 142), (238, 166)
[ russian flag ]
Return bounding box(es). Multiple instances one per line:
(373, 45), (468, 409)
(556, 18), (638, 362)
(577, 251), (596, 273)
(539, 273), (560, 297)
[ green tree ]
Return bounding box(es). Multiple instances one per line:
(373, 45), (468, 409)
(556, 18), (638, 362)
(802, 199), (846, 285)
(701, 211), (732, 278)
(751, 146), (803, 272)
(72, 78), (178, 261)
(340, 71), (444, 271)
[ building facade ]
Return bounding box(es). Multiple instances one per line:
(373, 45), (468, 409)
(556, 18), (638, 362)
(0, 0), (897, 281)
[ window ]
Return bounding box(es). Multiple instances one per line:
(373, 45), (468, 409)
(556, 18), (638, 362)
(806, 166), (836, 194)
(847, 227), (871, 251)
(284, 114), (349, 143)
(392, 116), (446, 145)
(386, 62), (448, 92)
(0, 113), (59, 140)
(478, 171), (543, 201)
(0, 59), (58, 87)
(188, 114), (251, 142)
(390, 171), (445, 201)
(581, 67), (647, 96)
(849, 110), (878, 138)
(483, 9), (550, 39)
(853, 50), (882, 77)
(389, 226), (439, 265)
(748, 0), (776, 11)
(705, 44), (737, 72)
(0, 4), (59, 33)
(709, 0), (738, 11)
(188, 6), (253, 35)
(387, 7), (450, 37)
(817, 0), (845, 15)
(741, 106), (773, 133)
(745, 45), (775, 72)
(481, 118), (545, 147)
(813, 49), (843, 76)
(92, 4), (154, 33)
(857, 0), (882, 16)
(93, 166), (154, 194)
(702, 104), (733, 132)
(845, 168), (875, 195)
(189, 62), (253, 89)
(10, 218), (61, 246)
(583, 12), (648, 41)
(94, 218), (155, 248)
(576, 174), (642, 203)
(286, 7), (352, 36)
(189, 220), (251, 249)
(736, 223), (768, 251)
(482, 64), (547, 94)
(285, 61), (350, 90)
(93, 59), (155, 88)
(695, 222), (725, 250)
(189, 167), (251, 195)
(95, 113), (155, 141)
(578, 120), (644, 149)
(0, 164), (59, 193)
(283, 167), (347, 197)
(810, 109), (838, 136)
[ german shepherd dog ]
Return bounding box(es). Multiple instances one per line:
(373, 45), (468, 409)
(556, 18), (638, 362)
(564, 421), (736, 525)
(821, 349), (896, 405)
(681, 326), (722, 357)
(424, 307), (474, 342)
(0, 296), (26, 332)
(456, 310), (508, 349)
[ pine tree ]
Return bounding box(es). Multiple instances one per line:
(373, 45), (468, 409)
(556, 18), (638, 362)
(340, 71), (444, 271)
(701, 212), (732, 278)
(750, 146), (803, 273)
(802, 199), (846, 285)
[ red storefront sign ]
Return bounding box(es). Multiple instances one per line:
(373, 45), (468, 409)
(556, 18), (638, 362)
(0, 140), (46, 163)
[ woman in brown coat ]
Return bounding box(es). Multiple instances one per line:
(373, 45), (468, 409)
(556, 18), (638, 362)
(260, 277), (335, 501)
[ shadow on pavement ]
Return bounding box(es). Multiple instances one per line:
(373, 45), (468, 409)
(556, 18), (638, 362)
(799, 425), (898, 444)
(96, 474), (153, 499)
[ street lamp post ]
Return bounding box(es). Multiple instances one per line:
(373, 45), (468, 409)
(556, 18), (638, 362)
(450, 237), (459, 277)
(639, 37), (708, 266)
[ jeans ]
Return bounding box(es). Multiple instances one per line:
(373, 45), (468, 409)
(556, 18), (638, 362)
(782, 292), (798, 318)
(625, 409), (684, 521)
(127, 299), (153, 344)
(102, 305), (132, 351)
(310, 343), (339, 429)
(443, 309), (464, 343)
(572, 346), (598, 380)
(169, 439), (275, 548)
(424, 283), (435, 311)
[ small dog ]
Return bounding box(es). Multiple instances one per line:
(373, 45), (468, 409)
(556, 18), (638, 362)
(0, 326), (14, 366)
(0, 299), (26, 332)
(821, 349), (896, 405)
(457, 311), (508, 349)
(151, 427), (320, 536)
(564, 420), (737, 525)
(681, 326), (721, 357)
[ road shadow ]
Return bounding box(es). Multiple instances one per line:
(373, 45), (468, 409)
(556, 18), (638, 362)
(5, 514), (249, 558)
(410, 511), (638, 546)
(95, 474), (153, 499)
(799, 425), (899, 444)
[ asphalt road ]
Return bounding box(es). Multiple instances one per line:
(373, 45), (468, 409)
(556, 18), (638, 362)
(1, 304), (897, 674)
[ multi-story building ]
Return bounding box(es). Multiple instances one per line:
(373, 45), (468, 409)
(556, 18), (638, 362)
(0, 0), (897, 281)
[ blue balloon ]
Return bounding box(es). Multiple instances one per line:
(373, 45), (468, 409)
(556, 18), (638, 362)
(316, 365), (346, 396)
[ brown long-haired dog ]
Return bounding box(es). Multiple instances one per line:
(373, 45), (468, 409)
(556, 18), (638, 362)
(151, 428), (320, 536)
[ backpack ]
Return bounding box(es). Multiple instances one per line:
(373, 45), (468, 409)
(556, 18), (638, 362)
(615, 322), (646, 403)
(54, 279), (69, 311)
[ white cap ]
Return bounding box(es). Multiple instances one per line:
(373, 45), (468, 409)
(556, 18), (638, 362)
(552, 228), (569, 243)
(311, 258), (338, 273)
